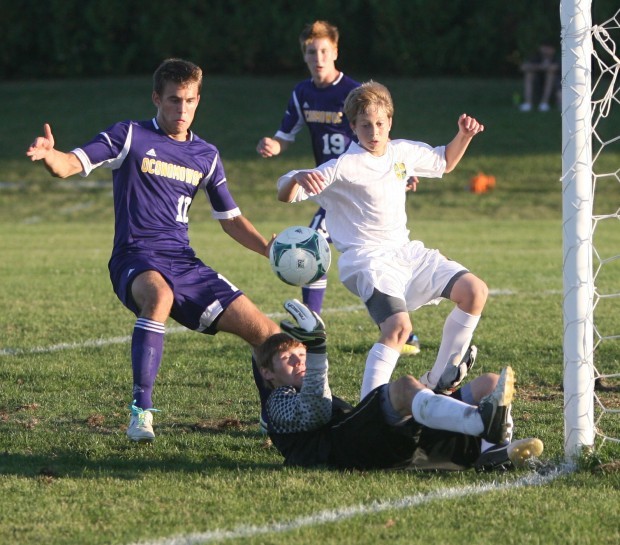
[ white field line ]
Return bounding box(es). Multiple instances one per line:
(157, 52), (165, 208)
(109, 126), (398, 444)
(128, 468), (569, 545)
(0, 305), (363, 357)
(1, 290), (564, 358)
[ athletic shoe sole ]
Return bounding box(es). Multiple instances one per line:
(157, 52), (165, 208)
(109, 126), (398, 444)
(508, 437), (544, 468)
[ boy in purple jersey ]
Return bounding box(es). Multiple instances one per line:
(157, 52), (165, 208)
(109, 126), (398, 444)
(256, 20), (421, 357)
(27, 58), (280, 442)
(256, 20), (358, 316)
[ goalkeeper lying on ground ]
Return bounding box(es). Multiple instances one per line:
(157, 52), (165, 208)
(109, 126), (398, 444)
(255, 299), (543, 471)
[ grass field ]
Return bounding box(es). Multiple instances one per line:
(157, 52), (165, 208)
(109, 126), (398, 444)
(1, 76), (619, 545)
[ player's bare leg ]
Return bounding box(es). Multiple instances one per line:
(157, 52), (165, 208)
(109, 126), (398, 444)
(216, 294), (280, 347)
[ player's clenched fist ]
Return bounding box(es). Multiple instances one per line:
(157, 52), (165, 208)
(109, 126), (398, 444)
(458, 113), (484, 137)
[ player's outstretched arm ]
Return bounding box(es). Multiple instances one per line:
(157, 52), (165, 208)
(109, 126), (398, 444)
(444, 114), (484, 173)
(219, 215), (271, 257)
(26, 123), (83, 178)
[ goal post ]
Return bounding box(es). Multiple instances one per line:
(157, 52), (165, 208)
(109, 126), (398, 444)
(561, 1), (620, 461)
(561, 0), (595, 460)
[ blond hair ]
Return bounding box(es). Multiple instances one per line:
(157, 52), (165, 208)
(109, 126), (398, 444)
(344, 81), (394, 126)
(299, 20), (339, 53)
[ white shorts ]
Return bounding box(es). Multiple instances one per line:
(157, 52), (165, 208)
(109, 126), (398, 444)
(338, 240), (467, 311)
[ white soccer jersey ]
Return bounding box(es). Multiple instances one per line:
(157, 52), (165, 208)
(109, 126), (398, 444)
(279, 140), (446, 254)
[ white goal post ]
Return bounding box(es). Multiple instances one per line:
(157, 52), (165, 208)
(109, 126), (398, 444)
(562, 0), (620, 461)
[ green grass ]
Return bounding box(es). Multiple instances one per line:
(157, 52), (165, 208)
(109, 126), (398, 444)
(1, 76), (619, 545)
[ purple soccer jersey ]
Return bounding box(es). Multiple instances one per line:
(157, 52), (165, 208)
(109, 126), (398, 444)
(73, 118), (240, 256)
(275, 73), (359, 165)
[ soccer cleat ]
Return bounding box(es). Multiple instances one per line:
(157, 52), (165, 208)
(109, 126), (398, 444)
(508, 437), (544, 468)
(400, 333), (420, 356)
(434, 345), (477, 394)
(519, 102), (532, 112)
(538, 102), (550, 112)
(127, 400), (159, 442)
(280, 299), (326, 354)
(477, 367), (515, 444)
(474, 437), (544, 472)
(474, 442), (511, 472)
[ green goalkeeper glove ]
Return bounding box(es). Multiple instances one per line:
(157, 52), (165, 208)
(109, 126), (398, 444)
(280, 299), (326, 354)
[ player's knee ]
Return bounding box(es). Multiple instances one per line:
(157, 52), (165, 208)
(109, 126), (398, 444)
(455, 275), (488, 312)
(468, 372), (498, 403)
(472, 278), (489, 305)
(380, 313), (412, 346)
(389, 375), (422, 413)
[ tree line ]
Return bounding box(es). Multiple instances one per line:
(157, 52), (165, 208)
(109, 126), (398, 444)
(3, 0), (615, 80)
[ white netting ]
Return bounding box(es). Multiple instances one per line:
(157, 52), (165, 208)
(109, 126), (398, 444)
(562, 3), (620, 459)
(590, 9), (620, 451)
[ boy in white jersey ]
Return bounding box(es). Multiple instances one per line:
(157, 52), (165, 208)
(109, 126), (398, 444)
(26, 58), (280, 442)
(277, 81), (487, 404)
(256, 21), (420, 360)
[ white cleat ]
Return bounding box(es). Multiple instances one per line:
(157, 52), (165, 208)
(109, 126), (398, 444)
(127, 402), (158, 442)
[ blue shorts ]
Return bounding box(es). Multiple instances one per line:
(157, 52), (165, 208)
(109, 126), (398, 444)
(108, 249), (244, 334)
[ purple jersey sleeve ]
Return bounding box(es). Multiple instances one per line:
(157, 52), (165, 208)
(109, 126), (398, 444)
(73, 119), (240, 254)
(274, 74), (360, 166)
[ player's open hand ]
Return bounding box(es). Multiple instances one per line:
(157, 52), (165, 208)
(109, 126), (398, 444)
(26, 123), (55, 161)
(457, 114), (484, 138)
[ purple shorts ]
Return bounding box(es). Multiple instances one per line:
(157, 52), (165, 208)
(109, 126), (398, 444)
(108, 249), (244, 334)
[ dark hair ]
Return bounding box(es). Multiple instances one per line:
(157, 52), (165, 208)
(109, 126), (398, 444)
(153, 58), (202, 96)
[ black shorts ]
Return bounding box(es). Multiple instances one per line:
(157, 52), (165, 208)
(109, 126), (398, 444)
(326, 387), (481, 471)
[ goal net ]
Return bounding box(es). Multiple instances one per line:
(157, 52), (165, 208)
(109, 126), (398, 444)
(562, 0), (620, 461)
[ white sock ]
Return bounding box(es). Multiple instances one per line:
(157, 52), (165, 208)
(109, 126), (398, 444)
(424, 308), (480, 389)
(360, 343), (400, 400)
(411, 389), (483, 436)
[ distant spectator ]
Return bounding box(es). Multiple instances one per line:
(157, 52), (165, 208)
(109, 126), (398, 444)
(519, 44), (561, 112)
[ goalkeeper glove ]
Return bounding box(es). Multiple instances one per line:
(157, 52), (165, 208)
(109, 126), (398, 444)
(280, 299), (326, 354)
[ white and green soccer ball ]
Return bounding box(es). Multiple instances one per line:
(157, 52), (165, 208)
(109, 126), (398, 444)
(269, 226), (331, 286)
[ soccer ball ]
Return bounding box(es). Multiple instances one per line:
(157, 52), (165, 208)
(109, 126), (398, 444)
(269, 226), (331, 286)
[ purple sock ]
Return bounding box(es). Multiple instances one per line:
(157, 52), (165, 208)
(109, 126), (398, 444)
(302, 275), (327, 314)
(131, 318), (165, 409)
